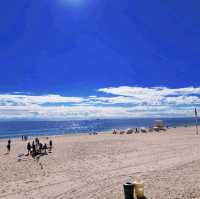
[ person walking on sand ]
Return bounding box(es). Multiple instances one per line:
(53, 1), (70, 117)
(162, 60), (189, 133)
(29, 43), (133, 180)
(49, 140), (53, 151)
(27, 142), (31, 155)
(7, 140), (11, 153)
(39, 143), (43, 153)
(8, 138), (11, 145)
(43, 143), (48, 153)
(31, 141), (36, 157)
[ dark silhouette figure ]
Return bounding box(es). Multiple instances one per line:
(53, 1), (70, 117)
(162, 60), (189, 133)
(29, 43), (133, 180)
(49, 140), (52, 150)
(35, 138), (39, 145)
(39, 143), (43, 153)
(27, 142), (31, 155)
(31, 141), (36, 157)
(7, 143), (11, 153)
(43, 144), (48, 153)
(8, 139), (11, 145)
(7, 139), (11, 153)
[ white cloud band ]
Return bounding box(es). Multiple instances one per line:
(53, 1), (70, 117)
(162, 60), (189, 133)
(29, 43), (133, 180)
(0, 86), (199, 120)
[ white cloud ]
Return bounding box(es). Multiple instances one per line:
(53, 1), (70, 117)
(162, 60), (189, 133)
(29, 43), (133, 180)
(0, 86), (199, 120)
(98, 86), (200, 106)
(98, 86), (200, 97)
(165, 96), (200, 105)
(0, 94), (85, 106)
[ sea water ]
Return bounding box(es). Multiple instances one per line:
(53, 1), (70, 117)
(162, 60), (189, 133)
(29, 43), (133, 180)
(0, 117), (197, 139)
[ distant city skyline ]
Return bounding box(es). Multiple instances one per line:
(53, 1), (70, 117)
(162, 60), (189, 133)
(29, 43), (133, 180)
(0, 1), (200, 119)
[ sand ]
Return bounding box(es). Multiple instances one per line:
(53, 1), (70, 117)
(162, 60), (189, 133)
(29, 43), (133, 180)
(0, 126), (200, 199)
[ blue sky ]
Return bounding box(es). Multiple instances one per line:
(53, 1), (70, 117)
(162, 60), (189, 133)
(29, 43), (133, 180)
(0, 0), (200, 120)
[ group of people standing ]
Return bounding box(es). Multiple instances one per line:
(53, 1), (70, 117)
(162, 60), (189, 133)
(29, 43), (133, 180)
(27, 137), (53, 158)
(6, 137), (53, 158)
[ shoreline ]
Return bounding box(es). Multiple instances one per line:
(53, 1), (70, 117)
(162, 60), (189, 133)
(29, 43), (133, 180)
(0, 117), (197, 140)
(0, 123), (196, 142)
(0, 130), (113, 143)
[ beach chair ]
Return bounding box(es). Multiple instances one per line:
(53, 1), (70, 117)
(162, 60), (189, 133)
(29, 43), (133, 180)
(126, 129), (133, 134)
(141, 128), (147, 133)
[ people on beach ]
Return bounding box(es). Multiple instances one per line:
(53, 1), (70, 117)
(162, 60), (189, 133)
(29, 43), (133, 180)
(7, 139), (11, 153)
(39, 143), (43, 153)
(43, 144), (48, 153)
(27, 142), (31, 155)
(3, 136), (53, 158)
(26, 138), (53, 158)
(35, 138), (39, 145)
(49, 140), (52, 151)
(4, 137), (54, 158)
(8, 139), (11, 145)
(31, 141), (36, 157)
(22, 135), (28, 141)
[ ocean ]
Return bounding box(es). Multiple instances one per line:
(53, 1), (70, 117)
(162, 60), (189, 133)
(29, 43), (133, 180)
(0, 117), (197, 139)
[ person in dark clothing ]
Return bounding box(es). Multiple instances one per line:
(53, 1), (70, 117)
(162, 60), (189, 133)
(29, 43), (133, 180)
(39, 143), (43, 153)
(27, 142), (31, 155)
(7, 143), (11, 153)
(31, 141), (36, 157)
(49, 140), (53, 151)
(35, 138), (39, 145)
(7, 139), (11, 153)
(43, 143), (48, 153)
(8, 139), (11, 145)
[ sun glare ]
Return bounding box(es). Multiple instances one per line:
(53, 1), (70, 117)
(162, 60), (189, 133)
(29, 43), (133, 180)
(59, 0), (85, 7)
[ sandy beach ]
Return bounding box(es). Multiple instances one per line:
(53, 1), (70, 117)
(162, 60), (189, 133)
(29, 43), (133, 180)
(0, 126), (200, 199)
